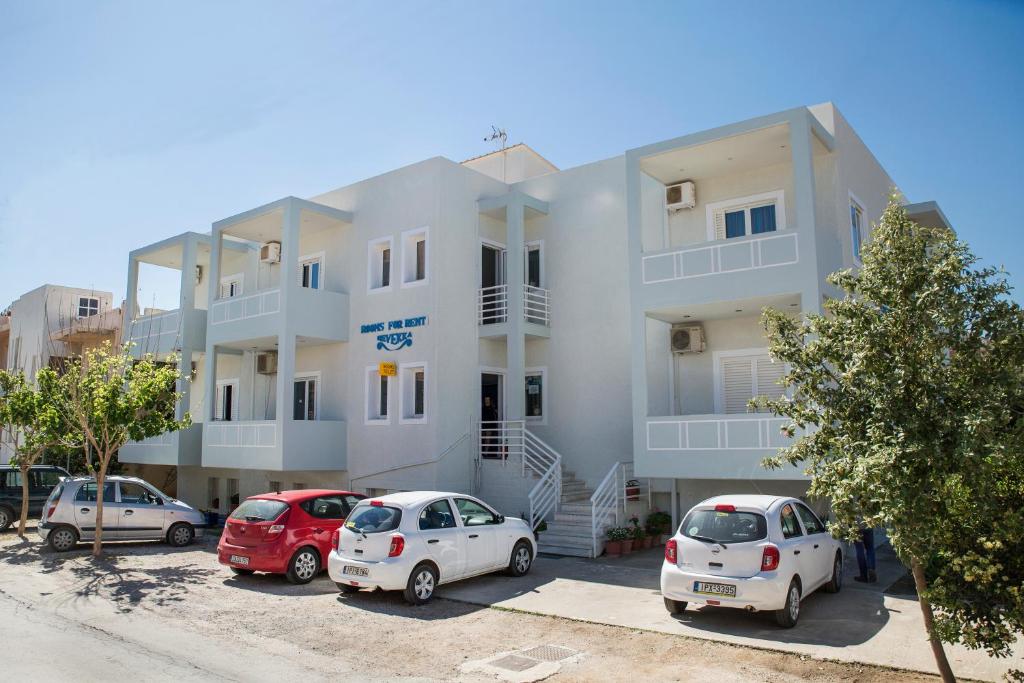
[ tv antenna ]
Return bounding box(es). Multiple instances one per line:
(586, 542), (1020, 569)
(484, 126), (508, 150)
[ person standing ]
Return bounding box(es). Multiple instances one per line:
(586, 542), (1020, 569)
(854, 525), (878, 583)
(481, 396), (499, 459)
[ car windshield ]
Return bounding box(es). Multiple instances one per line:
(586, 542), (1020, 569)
(345, 504), (402, 533)
(229, 499), (289, 522)
(681, 509), (767, 544)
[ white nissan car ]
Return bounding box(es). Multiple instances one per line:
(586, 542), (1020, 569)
(661, 495), (843, 627)
(327, 492), (537, 604)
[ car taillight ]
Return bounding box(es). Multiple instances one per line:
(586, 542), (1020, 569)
(266, 524), (286, 539)
(388, 533), (405, 557)
(761, 544), (780, 572)
(331, 528), (341, 550)
(47, 504), (58, 520)
(665, 539), (678, 564)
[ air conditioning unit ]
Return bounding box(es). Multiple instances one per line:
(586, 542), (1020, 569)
(666, 181), (696, 212)
(260, 241), (281, 264)
(671, 324), (705, 354)
(256, 351), (278, 375)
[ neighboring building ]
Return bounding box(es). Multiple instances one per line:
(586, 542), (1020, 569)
(117, 103), (950, 555)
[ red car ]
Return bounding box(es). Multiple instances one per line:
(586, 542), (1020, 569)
(217, 489), (365, 584)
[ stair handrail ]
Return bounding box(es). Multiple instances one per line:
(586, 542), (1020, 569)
(591, 461), (624, 557)
(525, 426), (561, 531)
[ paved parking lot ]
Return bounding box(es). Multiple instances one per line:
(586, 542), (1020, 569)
(0, 530), (940, 682)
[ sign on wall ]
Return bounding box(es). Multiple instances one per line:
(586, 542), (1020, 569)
(360, 315), (428, 351)
(378, 361), (397, 377)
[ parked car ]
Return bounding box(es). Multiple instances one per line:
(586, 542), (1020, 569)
(37, 475), (204, 552)
(217, 489), (365, 584)
(328, 491), (537, 605)
(661, 495), (842, 628)
(0, 464), (71, 531)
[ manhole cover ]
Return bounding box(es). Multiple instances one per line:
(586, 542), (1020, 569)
(519, 645), (577, 662)
(492, 654), (540, 672)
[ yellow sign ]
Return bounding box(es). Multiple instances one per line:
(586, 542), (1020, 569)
(378, 362), (397, 377)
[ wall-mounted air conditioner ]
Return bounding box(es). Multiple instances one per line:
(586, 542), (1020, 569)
(260, 241), (281, 264)
(671, 324), (705, 354)
(256, 351), (278, 375)
(666, 181), (696, 213)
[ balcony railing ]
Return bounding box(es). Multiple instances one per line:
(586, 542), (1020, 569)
(477, 284), (550, 326)
(126, 308), (207, 356)
(209, 289), (281, 326)
(524, 285), (550, 325)
(646, 414), (798, 451)
(641, 231), (799, 285)
(204, 420), (278, 448)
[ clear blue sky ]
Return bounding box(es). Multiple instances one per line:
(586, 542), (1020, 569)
(2, 1), (1022, 309)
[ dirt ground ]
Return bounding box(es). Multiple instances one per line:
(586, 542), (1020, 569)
(0, 532), (941, 682)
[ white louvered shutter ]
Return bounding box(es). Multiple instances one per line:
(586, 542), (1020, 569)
(712, 209), (727, 241)
(721, 356), (754, 414)
(215, 386), (224, 421)
(754, 356), (786, 409)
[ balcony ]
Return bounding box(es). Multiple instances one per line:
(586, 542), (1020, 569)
(202, 419), (347, 471)
(478, 284), (550, 338)
(638, 414), (807, 480)
(207, 286), (349, 346)
(126, 308), (207, 358)
(119, 424), (203, 467)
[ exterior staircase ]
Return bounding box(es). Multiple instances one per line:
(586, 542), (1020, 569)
(536, 468), (601, 557)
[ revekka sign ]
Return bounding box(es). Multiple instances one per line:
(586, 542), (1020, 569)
(360, 315), (427, 351)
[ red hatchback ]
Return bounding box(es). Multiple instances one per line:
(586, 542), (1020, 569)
(217, 490), (365, 584)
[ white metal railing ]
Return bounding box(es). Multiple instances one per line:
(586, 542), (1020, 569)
(590, 461), (624, 558)
(480, 420), (561, 530)
(478, 285), (508, 325)
(646, 414), (797, 451)
(641, 231), (799, 284)
(210, 289), (281, 325)
(524, 285), (550, 326)
(479, 420), (522, 461)
(205, 420), (277, 448)
(621, 462), (652, 508)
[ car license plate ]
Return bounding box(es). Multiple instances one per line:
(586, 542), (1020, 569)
(229, 555), (250, 566)
(693, 581), (736, 597)
(343, 566), (368, 577)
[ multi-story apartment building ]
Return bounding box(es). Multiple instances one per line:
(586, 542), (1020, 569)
(118, 103), (950, 555)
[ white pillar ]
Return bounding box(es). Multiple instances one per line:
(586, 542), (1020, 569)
(202, 230), (223, 422)
(177, 237), (198, 421)
(274, 201), (300, 428)
(505, 197), (525, 421)
(789, 112), (822, 314)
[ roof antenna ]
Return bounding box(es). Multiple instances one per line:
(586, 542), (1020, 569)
(484, 126), (508, 151)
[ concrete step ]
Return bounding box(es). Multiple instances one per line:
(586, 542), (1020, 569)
(559, 503), (593, 515)
(543, 524), (593, 537)
(561, 494), (594, 504)
(551, 515), (595, 527)
(539, 533), (593, 548)
(537, 543), (594, 558)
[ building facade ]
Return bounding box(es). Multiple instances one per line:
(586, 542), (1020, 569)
(115, 103), (949, 554)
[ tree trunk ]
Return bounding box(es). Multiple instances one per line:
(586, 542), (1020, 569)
(18, 462), (30, 539)
(911, 558), (956, 682)
(92, 467), (105, 558)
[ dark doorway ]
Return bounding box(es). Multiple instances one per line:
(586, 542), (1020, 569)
(480, 244), (506, 324)
(481, 372), (503, 459)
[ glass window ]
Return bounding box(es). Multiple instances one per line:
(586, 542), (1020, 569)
(217, 383), (235, 421)
(680, 509), (767, 544)
(402, 229), (428, 285)
(300, 258), (321, 289)
(78, 297), (99, 317)
(229, 499), (289, 521)
(780, 504), (804, 539)
(35, 470), (63, 487)
(795, 504), (826, 535)
(220, 279), (242, 298)
(369, 238), (393, 291)
(366, 368), (389, 422)
(750, 204), (777, 234)
(301, 496), (346, 519)
(414, 370), (425, 417)
(381, 248), (391, 287)
(76, 482), (115, 503)
(725, 210), (746, 239)
(851, 201), (865, 260)
(415, 239), (426, 281)
(419, 499), (457, 530)
(346, 503), (402, 533)
(119, 482), (160, 505)
(4, 471), (22, 488)
(454, 498), (498, 526)
(293, 377), (317, 421)
(525, 373), (543, 420)
(342, 494), (365, 513)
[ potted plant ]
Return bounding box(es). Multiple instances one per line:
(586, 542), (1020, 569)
(647, 510), (672, 544)
(605, 526), (631, 557)
(633, 523), (650, 550)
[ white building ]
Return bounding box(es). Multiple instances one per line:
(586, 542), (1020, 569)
(117, 103), (950, 556)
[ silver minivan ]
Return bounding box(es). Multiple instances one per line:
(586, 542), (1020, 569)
(37, 475), (205, 552)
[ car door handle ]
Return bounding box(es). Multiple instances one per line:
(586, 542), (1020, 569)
(314, 528), (324, 534)
(427, 539), (439, 544)
(794, 550), (801, 555)
(468, 534), (479, 539)
(80, 508), (91, 514)
(124, 510), (134, 516)
(813, 544), (819, 549)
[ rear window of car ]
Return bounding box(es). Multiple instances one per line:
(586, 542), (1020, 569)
(681, 508), (768, 544)
(345, 503), (402, 533)
(229, 499), (289, 522)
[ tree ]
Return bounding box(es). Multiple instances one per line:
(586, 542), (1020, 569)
(55, 342), (190, 557)
(0, 368), (69, 538)
(758, 198), (1024, 682)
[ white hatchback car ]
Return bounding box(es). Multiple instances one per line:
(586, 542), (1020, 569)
(661, 495), (843, 627)
(327, 491), (537, 604)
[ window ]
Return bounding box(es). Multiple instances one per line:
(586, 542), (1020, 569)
(301, 495), (347, 519)
(219, 274), (243, 299)
(293, 375), (318, 421)
(419, 499), (457, 530)
(34, 470), (62, 487)
(367, 237), (393, 292)
(525, 242), (543, 288)
(76, 482), (115, 503)
(401, 227), (429, 287)
(119, 482), (159, 505)
(269, 480), (282, 494)
(850, 197), (865, 262)
(399, 362), (427, 423)
(795, 504), (826, 535)
(365, 366), (391, 424)
(346, 503), (402, 533)
(343, 494), (365, 511)
(525, 369), (545, 423)
(681, 508), (768, 544)
(207, 477), (221, 509)
(2, 471), (21, 488)
(229, 499), (288, 522)
(78, 297), (99, 317)
(780, 504), (803, 539)
(706, 191), (786, 241)
(454, 498), (499, 526)
(227, 478), (239, 508)
(216, 380), (238, 421)
(292, 482), (306, 490)
(299, 254), (322, 290)
(715, 349), (785, 414)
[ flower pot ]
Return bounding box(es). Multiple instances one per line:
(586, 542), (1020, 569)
(605, 540), (622, 557)
(642, 536), (653, 550)
(621, 539), (633, 555)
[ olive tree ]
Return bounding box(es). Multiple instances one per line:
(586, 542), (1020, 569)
(56, 343), (190, 557)
(759, 198), (1024, 682)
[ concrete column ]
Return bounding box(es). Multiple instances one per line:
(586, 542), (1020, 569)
(202, 229), (223, 423)
(505, 197), (525, 421)
(125, 256), (140, 324)
(789, 112), (822, 314)
(179, 236), (198, 312)
(274, 201), (301, 428)
(177, 237), (198, 421)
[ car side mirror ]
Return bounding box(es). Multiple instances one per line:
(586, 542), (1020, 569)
(496, 514), (505, 524)
(156, 498), (165, 506)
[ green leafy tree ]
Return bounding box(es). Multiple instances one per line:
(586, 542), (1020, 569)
(0, 368), (71, 537)
(55, 343), (190, 557)
(759, 198), (1024, 682)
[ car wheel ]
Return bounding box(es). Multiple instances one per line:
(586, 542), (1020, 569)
(48, 525), (79, 552)
(404, 563), (438, 605)
(166, 523), (195, 548)
(286, 547), (320, 585)
(0, 506), (13, 531)
(775, 580), (801, 628)
(664, 597), (687, 615)
(505, 540), (533, 577)
(824, 553), (843, 594)
(336, 582), (360, 593)
(230, 567), (255, 576)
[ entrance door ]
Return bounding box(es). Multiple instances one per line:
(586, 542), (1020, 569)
(480, 243), (506, 324)
(480, 372), (504, 459)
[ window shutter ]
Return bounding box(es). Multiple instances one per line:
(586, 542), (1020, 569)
(721, 357), (754, 414)
(754, 357), (786, 408)
(713, 209), (727, 241)
(215, 386), (224, 421)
